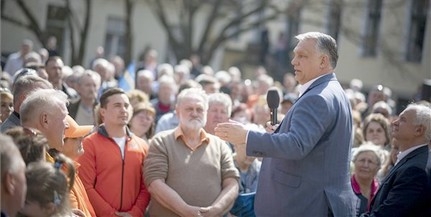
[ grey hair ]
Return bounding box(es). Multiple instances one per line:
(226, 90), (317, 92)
(157, 63), (174, 77)
(407, 103), (431, 142)
(77, 70), (101, 87)
(372, 101), (393, 117)
(352, 142), (383, 168)
(295, 32), (338, 68)
(208, 92), (233, 117)
(91, 58), (110, 71)
(137, 69), (155, 81)
(20, 89), (68, 125)
(12, 75), (53, 107)
(176, 87), (208, 111)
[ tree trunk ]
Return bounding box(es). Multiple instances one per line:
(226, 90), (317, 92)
(124, 0), (134, 65)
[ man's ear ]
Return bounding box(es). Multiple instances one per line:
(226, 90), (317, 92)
(415, 125), (425, 136)
(4, 172), (16, 194)
(320, 55), (329, 68)
(40, 113), (49, 127)
(99, 107), (106, 118)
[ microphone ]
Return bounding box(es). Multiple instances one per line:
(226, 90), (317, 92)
(266, 89), (280, 125)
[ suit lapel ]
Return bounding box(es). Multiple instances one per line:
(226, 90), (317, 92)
(371, 146), (428, 206)
(385, 146), (427, 181)
(273, 73), (337, 134)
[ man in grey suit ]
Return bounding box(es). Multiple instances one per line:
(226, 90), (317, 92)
(215, 32), (358, 216)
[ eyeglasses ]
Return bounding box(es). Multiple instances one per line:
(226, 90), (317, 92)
(0, 87), (11, 93)
(355, 158), (378, 166)
(0, 102), (13, 109)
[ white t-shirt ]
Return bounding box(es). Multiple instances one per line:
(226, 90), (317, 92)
(113, 136), (127, 158)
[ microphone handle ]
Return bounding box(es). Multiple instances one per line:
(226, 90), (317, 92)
(270, 108), (278, 125)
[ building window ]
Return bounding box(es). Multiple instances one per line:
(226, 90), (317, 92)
(104, 17), (126, 59)
(405, 0), (429, 63)
(362, 0), (383, 57)
(46, 5), (67, 56)
(326, 0), (342, 41)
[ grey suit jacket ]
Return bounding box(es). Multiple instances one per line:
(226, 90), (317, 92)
(0, 111), (20, 133)
(247, 73), (358, 216)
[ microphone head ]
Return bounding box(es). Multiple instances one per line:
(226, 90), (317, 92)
(266, 89), (280, 109)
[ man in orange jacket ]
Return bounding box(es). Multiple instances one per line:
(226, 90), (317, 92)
(78, 88), (150, 217)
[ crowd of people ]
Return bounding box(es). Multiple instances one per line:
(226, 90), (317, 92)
(1, 31), (431, 217)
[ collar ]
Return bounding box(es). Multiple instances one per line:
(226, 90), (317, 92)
(395, 143), (428, 165)
(174, 127), (210, 150)
(351, 174), (379, 196)
(12, 111), (20, 119)
(97, 124), (132, 140)
(298, 73), (330, 97)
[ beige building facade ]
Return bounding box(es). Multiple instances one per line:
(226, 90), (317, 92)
(1, 0), (430, 99)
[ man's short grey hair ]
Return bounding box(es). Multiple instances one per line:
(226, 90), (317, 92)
(176, 88), (208, 111)
(408, 103), (431, 142)
(157, 63), (174, 78)
(12, 75), (52, 106)
(352, 142), (383, 168)
(137, 69), (155, 81)
(77, 70), (101, 86)
(92, 58), (110, 70)
(20, 89), (68, 125)
(0, 134), (22, 176)
(295, 32), (338, 68)
(208, 92), (233, 117)
(158, 75), (178, 92)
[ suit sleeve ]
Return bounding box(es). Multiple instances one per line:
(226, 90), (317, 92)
(77, 138), (117, 216)
(369, 167), (428, 217)
(247, 94), (333, 160)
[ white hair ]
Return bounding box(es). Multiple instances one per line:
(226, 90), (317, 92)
(408, 103), (431, 142)
(20, 89), (68, 125)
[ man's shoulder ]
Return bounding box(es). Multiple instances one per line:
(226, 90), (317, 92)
(83, 130), (108, 144)
(0, 113), (20, 133)
(152, 129), (176, 140)
(7, 52), (20, 60)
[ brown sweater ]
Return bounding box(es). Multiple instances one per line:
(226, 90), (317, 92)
(144, 127), (239, 217)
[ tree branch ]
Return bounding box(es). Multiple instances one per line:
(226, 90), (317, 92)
(16, 0), (45, 43)
(1, 14), (31, 29)
(146, 0), (181, 51)
(197, 0), (224, 55)
(205, 11), (280, 62)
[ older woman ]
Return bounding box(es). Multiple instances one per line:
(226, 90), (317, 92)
(0, 88), (13, 123)
(351, 144), (382, 216)
(128, 102), (156, 142)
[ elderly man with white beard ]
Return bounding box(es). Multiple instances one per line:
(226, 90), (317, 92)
(144, 88), (239, 217)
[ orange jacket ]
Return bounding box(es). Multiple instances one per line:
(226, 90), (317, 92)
(70, 162), (96, 217)
(46, 153), (96, 216)
(77, 126), (150, 217)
